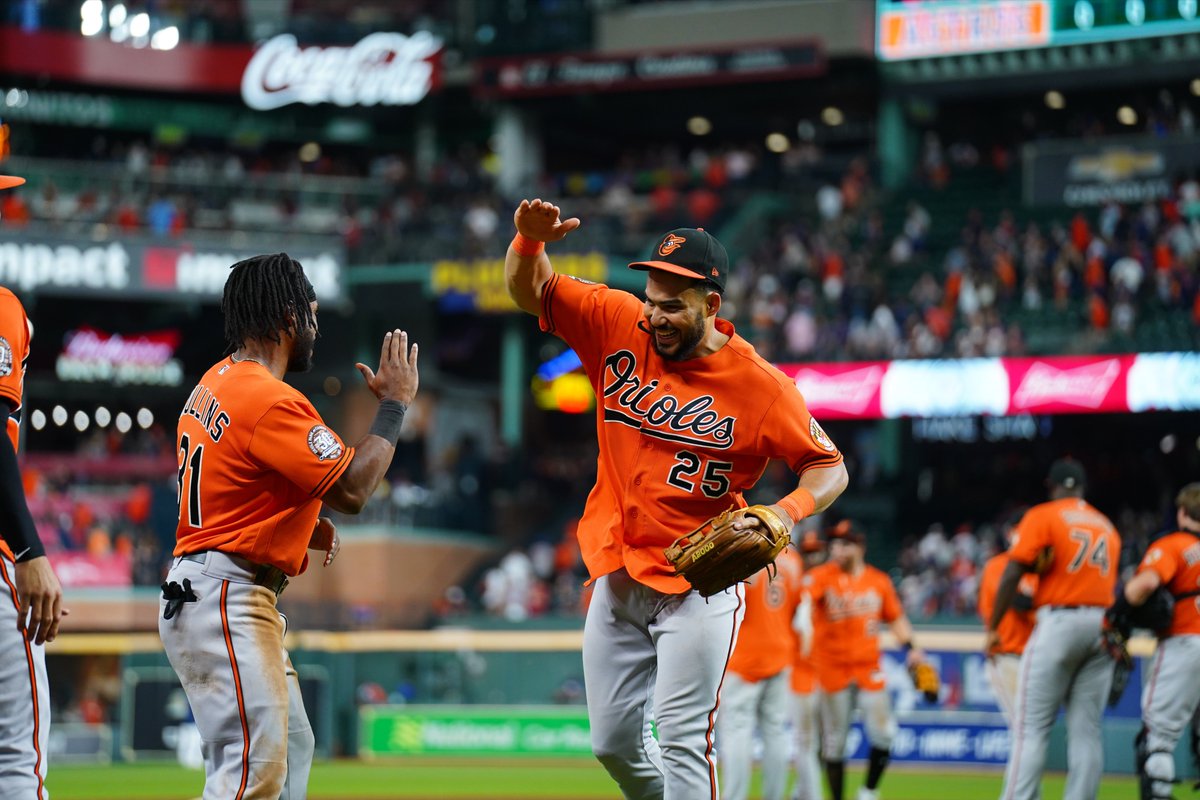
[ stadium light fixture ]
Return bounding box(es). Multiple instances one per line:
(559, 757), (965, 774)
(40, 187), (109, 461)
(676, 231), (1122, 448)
(299, 142), (321, 163)
(115, 412), (132, 434)
(821, 106), (844, 126)
(1044, 90), (1065, 109)
(73, 411), (89, 432)
(765, 133), (790, 153)
(1116, 105), (1138, 125)
(129, 12), (149, 38)
(109, 3), (126, 27)
(151, 26), (179, 51)
(136, 408), (154, 429)
(1191, 78), (1200, 96)
(686, 116), (712, 136)
(80, 0), (104, 36)
(95, 407), (111, 427)
(30, 410), (45, 431)
(51, 406), (68, 427)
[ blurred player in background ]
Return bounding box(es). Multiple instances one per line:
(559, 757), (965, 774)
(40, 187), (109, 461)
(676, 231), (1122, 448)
(976, 509), (1036, 724)
(0, 151), (67, 799)
(505, 199), (848, 800)
(718, 545), (804, 800)
(1112, 483), (1200, 800)
(987, 458), (1120, 800)
(158, 254), (419, 799)
(790, 530), (827, 800)
(804, 520), (925, 800)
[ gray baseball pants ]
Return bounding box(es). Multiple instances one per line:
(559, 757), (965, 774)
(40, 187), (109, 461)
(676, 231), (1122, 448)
(1001, 606), (1112, 800)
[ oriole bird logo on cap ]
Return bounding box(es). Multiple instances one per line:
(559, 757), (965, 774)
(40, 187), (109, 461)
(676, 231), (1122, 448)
(658, 233), (686, 256)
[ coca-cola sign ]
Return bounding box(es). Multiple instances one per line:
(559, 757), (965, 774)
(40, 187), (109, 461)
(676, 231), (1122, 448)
(241, 32), (443, 111)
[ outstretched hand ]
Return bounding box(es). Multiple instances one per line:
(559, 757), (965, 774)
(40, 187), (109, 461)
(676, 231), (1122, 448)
(356, 329), (419, 405)
(514, 199), (580, 243)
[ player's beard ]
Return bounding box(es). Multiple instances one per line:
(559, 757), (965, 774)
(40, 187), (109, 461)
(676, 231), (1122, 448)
(653, 310), (706, 362)
(287, 326), (317, 373)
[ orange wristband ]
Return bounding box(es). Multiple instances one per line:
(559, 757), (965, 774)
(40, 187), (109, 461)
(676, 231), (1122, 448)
(777, 487), (816, 525)
(512, 233), (545, 257)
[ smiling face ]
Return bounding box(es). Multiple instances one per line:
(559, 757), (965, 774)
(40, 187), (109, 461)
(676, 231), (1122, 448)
(642, 270), (717, 361)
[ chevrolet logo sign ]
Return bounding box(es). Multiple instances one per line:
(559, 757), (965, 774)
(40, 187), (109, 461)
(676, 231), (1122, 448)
(1068, 149), (1163, 181)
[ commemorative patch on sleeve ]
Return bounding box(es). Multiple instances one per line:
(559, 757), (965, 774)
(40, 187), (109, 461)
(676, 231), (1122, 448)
(810, 417), (835, 451)
(307, 425), (344, 461)
(0, 336), (11, 377)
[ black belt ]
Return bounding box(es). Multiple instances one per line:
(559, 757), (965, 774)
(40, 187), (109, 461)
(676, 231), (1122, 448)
(1045, 604), (1101, 611)
(180, 552), (290, 597)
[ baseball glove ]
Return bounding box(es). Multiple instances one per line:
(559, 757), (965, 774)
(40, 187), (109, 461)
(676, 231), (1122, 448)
(1101, 627), (1133, 707)
(664, 505), (792, 597)
(1032, 546), (1054, 574)
(909, 661), (940, 703)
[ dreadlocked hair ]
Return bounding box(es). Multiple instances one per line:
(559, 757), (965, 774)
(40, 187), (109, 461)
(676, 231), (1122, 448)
(222, 253), (316, 353)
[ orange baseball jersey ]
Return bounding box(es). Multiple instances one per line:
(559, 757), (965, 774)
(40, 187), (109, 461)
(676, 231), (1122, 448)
(978, 552), (1038, 655)
(538, 275), (842, 593)
(173, 357), (354, 576)
(790, 643), (818, 694)
(804, 561), (901, 686)
(1008, 497), (1120, 608)
(728, 548), (804, 682)
(1136, 531), (1200, 636)
(0, 286), (31, 562)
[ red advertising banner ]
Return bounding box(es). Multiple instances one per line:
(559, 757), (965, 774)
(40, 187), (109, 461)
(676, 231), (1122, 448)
(1004, 355), (1133, 415)
(776, 353), (1200, 420)
(777, 362), (887, 420)
(0, 27), (443, 107)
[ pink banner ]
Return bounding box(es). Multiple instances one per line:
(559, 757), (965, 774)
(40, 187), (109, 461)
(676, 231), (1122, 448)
(776, 352), (1200, 420)
(48, 552), (132, 588)
(777, 362), (887, 420)
(1004, 355), (1134, 415)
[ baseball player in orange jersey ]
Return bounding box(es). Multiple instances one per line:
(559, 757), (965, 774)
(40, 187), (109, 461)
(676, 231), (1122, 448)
(158, 254), (419, 799)
(988, 459), (1121, 800)
(977, 513), (1038, 725)
(718, 547), (804, 800)
(803, 520), (925, 800)
(1116, 483), (1200, 800)
(505, 199), (848, 800)
(790, 531), (827, 800)
(0, 167), (68, 799)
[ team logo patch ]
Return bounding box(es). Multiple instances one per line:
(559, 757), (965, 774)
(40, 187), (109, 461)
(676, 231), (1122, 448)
(0, 336), (11, 377)
(658, 233), (686, 256)
(307, 425), (343, 461)
(810, 417), (835, 451)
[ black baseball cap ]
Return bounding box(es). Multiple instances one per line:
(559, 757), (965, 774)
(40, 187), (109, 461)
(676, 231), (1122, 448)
(828, 519), (866, 547)
(628, 228), (728, 292)
(1048, 458), (1086, 490)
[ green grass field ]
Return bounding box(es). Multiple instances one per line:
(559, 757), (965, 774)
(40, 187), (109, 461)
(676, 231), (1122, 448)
(48, 759), (1138, 799)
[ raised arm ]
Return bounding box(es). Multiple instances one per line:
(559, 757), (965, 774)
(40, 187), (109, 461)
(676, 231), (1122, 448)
(323, 329), (419, 514)
(504, 199), (581, 316)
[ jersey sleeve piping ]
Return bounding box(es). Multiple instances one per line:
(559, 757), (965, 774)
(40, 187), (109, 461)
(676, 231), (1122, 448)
(540, 273), (561, 335)
(310, 445), (354, 498)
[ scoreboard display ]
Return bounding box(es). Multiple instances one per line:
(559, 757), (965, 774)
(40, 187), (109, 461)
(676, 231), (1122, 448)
(878, 0), (1200, 60)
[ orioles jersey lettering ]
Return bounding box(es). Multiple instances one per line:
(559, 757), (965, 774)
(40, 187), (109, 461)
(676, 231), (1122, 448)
(538, 275), (842, 593)
(173, 357), (354, 576)
(1136, 532), (1200, 636)
(0, 286), (30, 562)
(1009, 497), (1120, 608)
(805, 562), (901, 674)
(727, 549), (803, 682)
